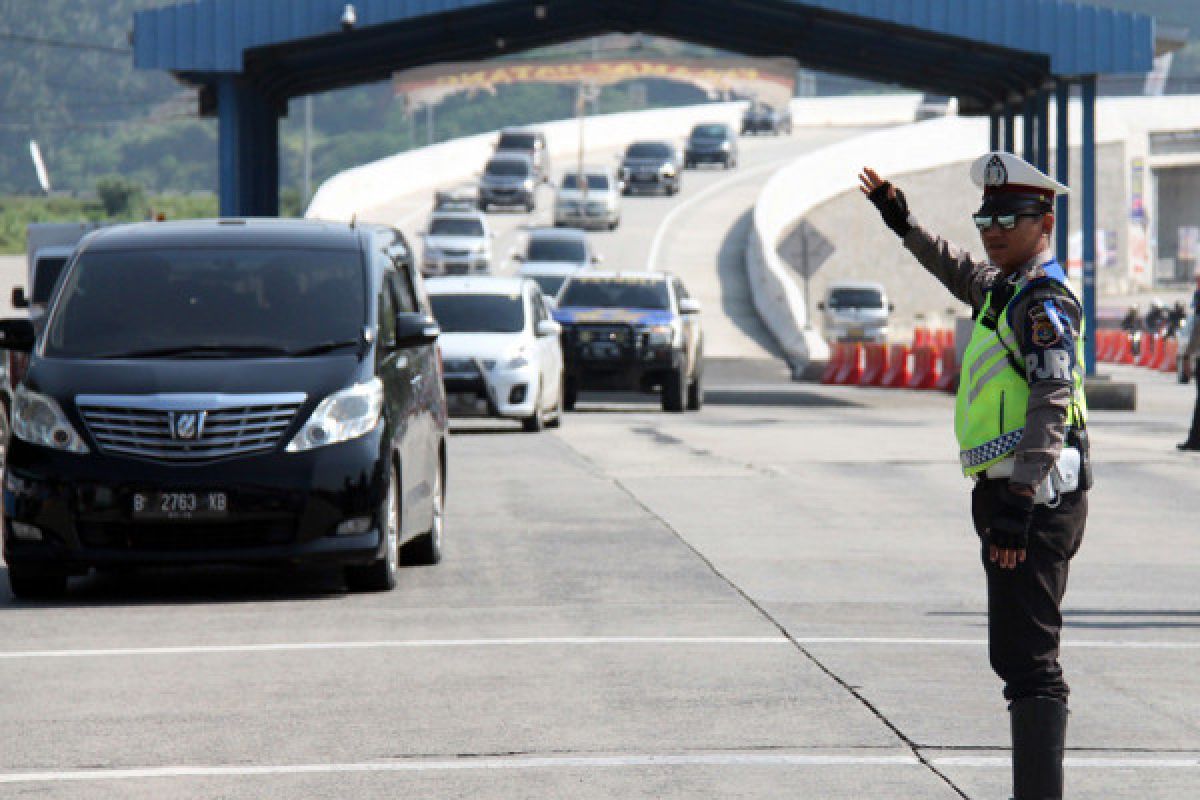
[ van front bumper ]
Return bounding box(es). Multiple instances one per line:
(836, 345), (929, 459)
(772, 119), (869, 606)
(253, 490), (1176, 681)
(2, 430), (389, 572)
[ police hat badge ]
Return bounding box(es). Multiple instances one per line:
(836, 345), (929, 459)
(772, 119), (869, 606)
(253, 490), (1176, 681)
(983, 155), (1008, 188)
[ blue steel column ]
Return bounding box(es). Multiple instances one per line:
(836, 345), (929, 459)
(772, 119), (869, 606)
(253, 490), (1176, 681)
(989, 113), (1000, 152)
(1003, 105), (1016, 154)
(215, 76), (281, 217)
(1036, 89), (1050, 172)
(1055, 80), (1070, 267)
(1081, 76), (1097, 376)
(1022, 94), (1036, 162)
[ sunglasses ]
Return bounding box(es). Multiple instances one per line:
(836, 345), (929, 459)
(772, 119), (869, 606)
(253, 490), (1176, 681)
(972, 212), (1044, 231)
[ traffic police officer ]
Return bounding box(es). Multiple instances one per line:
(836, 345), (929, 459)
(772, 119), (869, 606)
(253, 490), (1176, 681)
(860, 152), (1091, 800)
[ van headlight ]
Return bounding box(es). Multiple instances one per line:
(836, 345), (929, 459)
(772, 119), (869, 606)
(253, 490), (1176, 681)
(12, 386), (89, 453)
(286, 378), (383, 452)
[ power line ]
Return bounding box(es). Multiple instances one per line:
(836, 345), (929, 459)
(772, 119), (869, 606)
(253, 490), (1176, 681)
(0, 31), (130, 55)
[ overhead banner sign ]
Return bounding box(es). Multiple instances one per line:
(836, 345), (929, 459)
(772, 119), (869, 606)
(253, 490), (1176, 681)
(393, 57), (797, 112)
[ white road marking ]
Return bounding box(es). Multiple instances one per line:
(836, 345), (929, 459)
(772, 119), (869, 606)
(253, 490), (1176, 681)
(0, 754), (919, 784)
(644, 158), (797, 272)
(934, 756), (1200, 769)
(0, 636), (789, 660)
(3, 752), (1195, 785)
(3, 635), (1196, 661)
(793, 637), (1200, 650)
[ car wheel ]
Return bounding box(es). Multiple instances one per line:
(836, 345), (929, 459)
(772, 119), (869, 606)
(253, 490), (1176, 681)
(521, 383), (545, 433)
(687, 369), (704, 411)
(405, 461), (443, 566)
(661, 366), (686, 412)
(344, 464), (400, 592)
(563, 376), (578, 411)
(545, 378), (564, 428)
(7, 567), (68, 600)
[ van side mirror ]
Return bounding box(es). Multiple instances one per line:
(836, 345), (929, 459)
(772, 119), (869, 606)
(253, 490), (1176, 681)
(816, 301), (826, 310)
(11, 287), (28, 309)
(393, 312), (440, 348)
(0, 318), (36, 352)
(535, 319), (561, 338)
(889, 303), (896, 312)
(678, 298), (701, 315)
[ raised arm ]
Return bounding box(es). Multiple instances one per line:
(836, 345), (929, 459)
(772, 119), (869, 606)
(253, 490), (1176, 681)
(859, 167), (997, 312)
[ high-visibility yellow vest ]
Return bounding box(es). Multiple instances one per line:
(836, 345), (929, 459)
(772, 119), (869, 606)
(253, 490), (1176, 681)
(955, 265), (1087, 476)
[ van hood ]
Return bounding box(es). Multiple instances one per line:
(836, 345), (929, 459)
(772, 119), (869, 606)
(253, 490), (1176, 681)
(27, 355), (362, 409)
(437, 333), (525, 362)
(425, 234), (485, 251)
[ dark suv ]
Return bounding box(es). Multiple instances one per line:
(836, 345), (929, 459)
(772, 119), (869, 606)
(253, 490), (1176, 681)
(619, 141), (683, 196)
(553, 272), (703, 412)
(685, 123), (738, 169)
(741, 103), (792, 135)
(0, 219), (448, 598)
(494, 128), (550, 184)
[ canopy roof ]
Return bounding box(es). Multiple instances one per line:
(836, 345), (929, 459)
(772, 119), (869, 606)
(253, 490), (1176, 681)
(136, 0), (1156, 114)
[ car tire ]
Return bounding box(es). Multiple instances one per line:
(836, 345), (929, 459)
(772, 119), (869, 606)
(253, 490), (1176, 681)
(521, 383), (545, 433)
(344, 464), (400, 592)
(687, 370), (704, 411)
(563, 376), (578, 411)
(7, 567), (68, 600)
(405, 461), (443, 566)
(661, 366), (686, 413)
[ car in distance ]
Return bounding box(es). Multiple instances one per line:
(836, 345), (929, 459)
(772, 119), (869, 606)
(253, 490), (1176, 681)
(432, 184), (480, 213)
(514, 227), (600, 300)
(428, 276), (563, 432)
(554, 167), (621, 231)
(479, 153), (538, 212)
(741, 102), (792, 135)
(494, 127), (551, 185)
(0, 219), (448, 598)
(553, 271), (703, 412)
(684, 123), (738, 169)
(817, 280), (894, 344)
(421, 210), (493, 277)
(619, 141), (683, 196)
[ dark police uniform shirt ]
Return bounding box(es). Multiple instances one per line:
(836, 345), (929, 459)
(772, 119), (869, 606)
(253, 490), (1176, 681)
(903, 224), (1083, 487)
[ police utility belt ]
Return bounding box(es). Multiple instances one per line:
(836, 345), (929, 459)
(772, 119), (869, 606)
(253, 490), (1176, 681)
(975, 447), (1082, 507)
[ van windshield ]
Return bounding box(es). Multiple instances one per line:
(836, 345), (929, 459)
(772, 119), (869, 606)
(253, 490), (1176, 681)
(429, 217), (484, 237)
(430, 294), (525, 334)
(560, 173), (609, 190)
(527, 238), (586, 263)
(829, 288), (884, 309)
(486, 159), (530, 177)
(44, 248), (365, 358)
(496, 132), (537, 151)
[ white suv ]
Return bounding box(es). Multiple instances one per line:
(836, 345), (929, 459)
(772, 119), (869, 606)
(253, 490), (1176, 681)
(420, 210), (493, 276)
(554, 166), (621, 231)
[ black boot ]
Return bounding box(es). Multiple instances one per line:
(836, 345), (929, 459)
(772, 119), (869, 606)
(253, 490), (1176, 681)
(1010, 697), (1068, 800)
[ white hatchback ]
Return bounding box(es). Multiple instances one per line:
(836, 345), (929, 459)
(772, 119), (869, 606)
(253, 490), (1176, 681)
(427, 276), (564, 432)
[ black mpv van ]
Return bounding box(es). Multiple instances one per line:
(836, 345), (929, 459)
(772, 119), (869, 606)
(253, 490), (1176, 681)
(0, 219), (448, 598)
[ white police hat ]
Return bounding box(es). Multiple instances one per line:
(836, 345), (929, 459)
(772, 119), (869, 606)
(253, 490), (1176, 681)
(970, 151), (1068, 214)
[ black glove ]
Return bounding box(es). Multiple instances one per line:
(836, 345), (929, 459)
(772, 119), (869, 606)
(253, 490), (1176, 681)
(989, 488), (1034, 551)
(867, 182), (912, 238)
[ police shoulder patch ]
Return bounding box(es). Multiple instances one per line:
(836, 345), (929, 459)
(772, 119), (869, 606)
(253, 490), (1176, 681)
(1028, 305), (1061, 348)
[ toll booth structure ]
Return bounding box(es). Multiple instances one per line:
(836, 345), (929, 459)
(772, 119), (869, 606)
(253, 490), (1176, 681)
(135, 0), (1157, 374)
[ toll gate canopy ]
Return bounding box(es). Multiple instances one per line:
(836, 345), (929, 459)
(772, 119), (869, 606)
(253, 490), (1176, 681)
(134, 0), (1158, 373)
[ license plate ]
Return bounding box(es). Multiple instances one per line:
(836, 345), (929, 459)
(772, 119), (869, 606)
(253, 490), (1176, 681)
(133, 491), (228, 520)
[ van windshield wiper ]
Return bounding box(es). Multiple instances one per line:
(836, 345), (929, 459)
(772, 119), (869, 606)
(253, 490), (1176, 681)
(97, 344), (291, 359)
(287, 339), (361, 357)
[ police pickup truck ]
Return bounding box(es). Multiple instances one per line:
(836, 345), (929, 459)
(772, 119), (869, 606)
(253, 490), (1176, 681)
(553, 271), (703, 412)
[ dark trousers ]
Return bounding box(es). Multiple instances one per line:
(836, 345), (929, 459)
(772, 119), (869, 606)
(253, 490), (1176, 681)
(971, 478), (1087, 704)
(1186, 373), (1200, 445)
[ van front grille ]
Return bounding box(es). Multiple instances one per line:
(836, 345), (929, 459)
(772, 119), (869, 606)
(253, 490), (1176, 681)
(76, 394), (305, 464)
